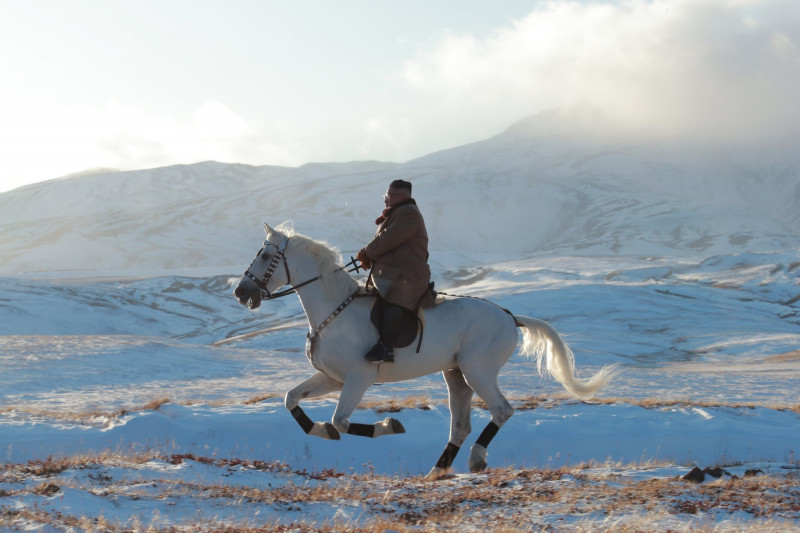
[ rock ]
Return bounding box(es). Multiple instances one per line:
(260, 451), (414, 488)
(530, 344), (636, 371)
(704, 467), (727, 479)
(683, 467), (706, 483)
(682, 466), (731, 483)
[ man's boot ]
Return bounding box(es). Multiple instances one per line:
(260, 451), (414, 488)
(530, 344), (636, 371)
(364, 303), (404, 363)
(364, 340), (393, 363)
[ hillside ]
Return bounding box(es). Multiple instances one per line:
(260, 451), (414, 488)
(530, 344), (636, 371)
(0, 108), (798, 276)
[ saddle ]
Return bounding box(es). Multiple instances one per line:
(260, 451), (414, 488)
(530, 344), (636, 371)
(368, 282), (438, 352)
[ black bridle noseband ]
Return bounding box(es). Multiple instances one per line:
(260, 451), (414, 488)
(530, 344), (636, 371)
(243, 236), (362, 300)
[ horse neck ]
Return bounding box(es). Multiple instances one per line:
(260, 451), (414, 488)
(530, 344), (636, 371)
(289, 252), (358, 329)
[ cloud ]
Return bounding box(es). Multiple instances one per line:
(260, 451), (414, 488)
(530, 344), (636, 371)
(359, 117), (412, 161)
(0, 98), (306, 191)
(93, 100), (310, 170)
(403, 0), (800, 143)
(3, 0), (797, 193)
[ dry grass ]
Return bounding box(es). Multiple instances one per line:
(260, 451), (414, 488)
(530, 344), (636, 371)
(243, 393), (282, 405)
(766, 349), (800, 363)
(3, 393), (797, 426)
(2, 395), (796, 531)
(1, 453), (799, 532)
(0, 397), (176, 426)
(359, 395), (436, 413)
(358, 394), (800, 415)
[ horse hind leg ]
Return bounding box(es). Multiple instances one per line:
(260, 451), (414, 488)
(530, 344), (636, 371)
(426, 368), (474, 479)
(463, 370), (514, 473)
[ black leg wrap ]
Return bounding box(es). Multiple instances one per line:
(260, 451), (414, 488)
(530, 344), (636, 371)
(290, 406), (314, 434)
(435, 442), (461, 469)
(475, 421), (501, 448)
(347, 422), (376, 438)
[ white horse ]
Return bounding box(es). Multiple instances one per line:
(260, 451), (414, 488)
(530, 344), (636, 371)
(234, 224), (617, 478)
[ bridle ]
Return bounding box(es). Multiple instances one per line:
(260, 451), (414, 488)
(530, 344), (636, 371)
(243, 235), (362, 300)
(243, 235), (294, 299)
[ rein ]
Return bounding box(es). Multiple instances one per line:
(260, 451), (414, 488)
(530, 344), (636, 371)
(243, 236), (363, 300)
(305, 289), (371, 363)
(436, 291), (523, 328)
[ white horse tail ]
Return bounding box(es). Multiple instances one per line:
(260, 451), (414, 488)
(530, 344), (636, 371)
(516, 315), (618, 399)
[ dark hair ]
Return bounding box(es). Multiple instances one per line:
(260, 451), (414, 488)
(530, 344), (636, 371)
(389, 179), (412, 193)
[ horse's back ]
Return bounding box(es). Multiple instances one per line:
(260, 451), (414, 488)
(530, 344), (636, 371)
(425, 295), (518, 328)
(418, 295), (519, 355)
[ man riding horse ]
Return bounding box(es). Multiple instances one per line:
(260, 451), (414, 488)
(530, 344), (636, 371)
(234, 209), (617, 475)
(356, 179), (434, 363)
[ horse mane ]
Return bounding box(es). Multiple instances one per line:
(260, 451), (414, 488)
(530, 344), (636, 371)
(279, 225), (359, 299)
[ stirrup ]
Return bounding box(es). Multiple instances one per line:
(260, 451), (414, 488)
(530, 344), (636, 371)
(364, 342), (394, 363)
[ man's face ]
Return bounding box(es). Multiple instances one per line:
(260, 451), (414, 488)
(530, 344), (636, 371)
(384, 187), (409, 207)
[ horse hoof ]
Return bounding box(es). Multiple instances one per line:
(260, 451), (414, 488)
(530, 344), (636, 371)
(309, 421), (341, 440)
(468, 444), (488, 473)
(424, 466), (450, 480)
(470, 459), (487, 473)
(372, 417), (405, 438)
(385, 417), (405, 434)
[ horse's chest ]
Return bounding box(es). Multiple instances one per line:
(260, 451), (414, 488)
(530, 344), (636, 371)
(304, 335), (349, 382)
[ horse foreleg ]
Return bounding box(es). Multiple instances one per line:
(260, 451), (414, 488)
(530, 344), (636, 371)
(285, 371), (343, 440)
(333, 373), (406, 438)
(426, 368), (474, 479)
(348, 417), (407, 438)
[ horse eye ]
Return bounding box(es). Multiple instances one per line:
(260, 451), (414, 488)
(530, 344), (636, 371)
(261, 252), (271, 261)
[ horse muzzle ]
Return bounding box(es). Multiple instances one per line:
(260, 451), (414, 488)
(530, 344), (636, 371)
(234, 283), (262, 310)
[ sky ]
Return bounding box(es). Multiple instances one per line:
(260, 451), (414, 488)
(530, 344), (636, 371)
(1, 0), (798, 193)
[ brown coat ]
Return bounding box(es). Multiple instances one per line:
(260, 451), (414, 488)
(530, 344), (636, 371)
(364, 200), (431, 310)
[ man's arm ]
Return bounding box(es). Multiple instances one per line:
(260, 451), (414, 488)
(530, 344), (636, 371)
(364, 207), (421, 260)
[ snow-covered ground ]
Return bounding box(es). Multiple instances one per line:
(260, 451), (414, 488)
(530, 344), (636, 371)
(1, 250), (798, 531)
(1, 110), (798, 530)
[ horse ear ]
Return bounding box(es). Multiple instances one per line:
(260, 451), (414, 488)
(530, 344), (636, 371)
(263, 223), (274, 238)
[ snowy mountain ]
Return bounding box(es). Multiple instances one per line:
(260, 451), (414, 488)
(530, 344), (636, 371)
(1, 108), (797, 276)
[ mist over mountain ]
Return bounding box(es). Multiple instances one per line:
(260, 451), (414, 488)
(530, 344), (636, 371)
(1, 108), (797, 276)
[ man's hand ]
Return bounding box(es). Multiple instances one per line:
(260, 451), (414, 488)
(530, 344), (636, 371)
(356, 248), (371, 270)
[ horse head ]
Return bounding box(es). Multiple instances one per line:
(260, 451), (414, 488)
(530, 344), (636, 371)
(233, 223), (291, 310)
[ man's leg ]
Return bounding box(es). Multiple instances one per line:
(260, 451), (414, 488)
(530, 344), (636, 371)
(365, 300), (405, 363)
